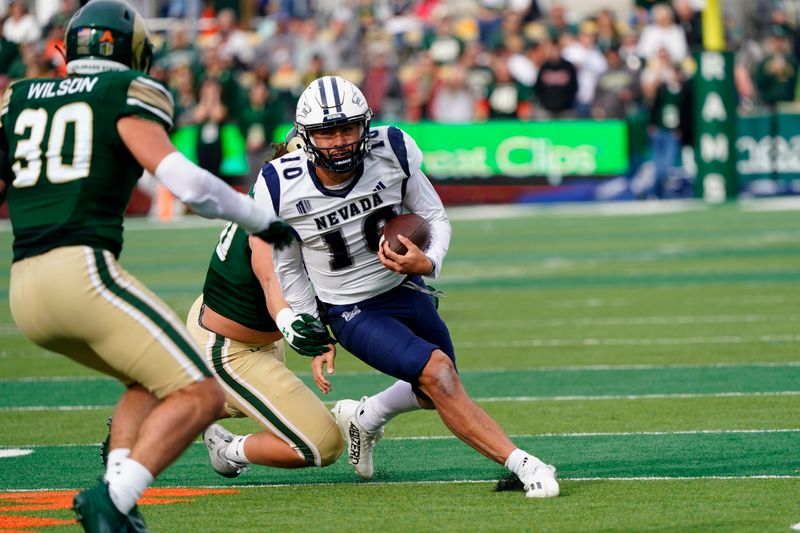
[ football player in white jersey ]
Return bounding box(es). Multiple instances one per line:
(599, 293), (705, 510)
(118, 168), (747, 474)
(262, 76), (559, 498)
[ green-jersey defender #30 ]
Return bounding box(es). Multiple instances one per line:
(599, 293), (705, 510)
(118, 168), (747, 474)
(1, 70), (173, 261)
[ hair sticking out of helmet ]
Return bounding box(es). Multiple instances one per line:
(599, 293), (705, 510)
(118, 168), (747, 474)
(65, 0), (154, 75)
(294, 76), (373, 173)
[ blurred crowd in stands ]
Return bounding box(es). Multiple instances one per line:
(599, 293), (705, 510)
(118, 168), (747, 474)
(0, 0), (799, 190)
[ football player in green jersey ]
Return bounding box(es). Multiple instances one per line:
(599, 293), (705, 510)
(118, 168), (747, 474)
(0, 1), (292, 532)
(186, 139), (343, 477)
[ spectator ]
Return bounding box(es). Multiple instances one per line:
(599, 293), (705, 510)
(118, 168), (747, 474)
(561, 21), (608, 117)
(0, 19), (20, 75)
(316, 15), (361, 72)
(156, 22), (201, 72)
(754, 25), (798, 108)
(673, 0), (702, 52)
(477, 54), (532, 120)
(424, 15), (463, 64)
(256, 12), (296, 71)
(41, 16), (66, 77)
(403, 51), (438, 121)
(7, 40), (47, 79)
(544, 4), (577, 42)
(460, 40), (494, 101)
(268, 59), (302, 123)
(642, 48), (690, 198)
(3, 0), (41, 45)
(476, 4), (503, 50)
(618, 25), (643, 71)
(42, 0), (75, 36)
(362, 48), (404, 121)
(238, 79), (281, 179)
(431, 64), (476, 122)
(198, 45), (242, 113)
(592, 45), (641, 119)
(595, 9), (622, 52)
(193, 77), (229, 178)
(208, 7), (255, 68)
(292, 17), (323, 73)
(637, 3), (688, 63)
(533, 39), (578, 118)
(300, 52), (326, 88)
(170, 65), (198, 127)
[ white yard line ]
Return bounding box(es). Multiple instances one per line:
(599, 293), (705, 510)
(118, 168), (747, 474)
(459, 334), (800, 348)
(3, 360), (800, 383)
(455, 314), (800, 328)
(476, 391), (800, 402)
(4, 390), (800, 412)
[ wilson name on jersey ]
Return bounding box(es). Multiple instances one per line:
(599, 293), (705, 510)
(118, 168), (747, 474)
(260, 125), (423, 305)
(1, 71), (174, 261)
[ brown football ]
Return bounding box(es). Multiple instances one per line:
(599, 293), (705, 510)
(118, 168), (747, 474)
(382, 214), (431, 255)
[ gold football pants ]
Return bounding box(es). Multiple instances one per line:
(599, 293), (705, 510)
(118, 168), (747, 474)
(10, 246), (210, 398)
(186, 296), (342, 466)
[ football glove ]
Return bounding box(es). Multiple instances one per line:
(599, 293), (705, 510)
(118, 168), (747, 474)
(276, 308), (333, 357)
(253, 220), (294, 250)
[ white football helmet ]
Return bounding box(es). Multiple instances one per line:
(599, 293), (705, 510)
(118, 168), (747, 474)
(295, 76), (373, 173)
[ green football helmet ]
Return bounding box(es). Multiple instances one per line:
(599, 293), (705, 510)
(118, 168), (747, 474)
(65, 0), (154, 75)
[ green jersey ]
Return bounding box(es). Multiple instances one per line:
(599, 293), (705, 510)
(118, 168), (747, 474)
(1, 70), (174, 261)
(203, 221), (278, 332)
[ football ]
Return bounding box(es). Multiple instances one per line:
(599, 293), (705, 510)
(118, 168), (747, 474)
(382, 213), (431, 255)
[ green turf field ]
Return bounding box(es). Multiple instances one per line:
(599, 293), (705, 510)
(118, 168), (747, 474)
(1, 200), (799, 532)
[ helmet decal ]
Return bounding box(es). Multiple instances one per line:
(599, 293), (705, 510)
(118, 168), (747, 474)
(66, 0), (154, 75)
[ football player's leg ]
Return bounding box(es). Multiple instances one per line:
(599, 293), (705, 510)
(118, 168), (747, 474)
(109, 385), (160, 451)
(202, 329), (343, 469)
(416, 354), (558, 498)
(10, 246), (226, 515)
(77, 249), (222, 476)
(327, 302), (436, 478)
(186, 297), (343, 471)
(187, 305), (343, 468)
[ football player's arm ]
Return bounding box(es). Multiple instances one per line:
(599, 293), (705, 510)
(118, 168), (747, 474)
(248, 166), (321, 320)
(117, 116), (290, 245)
(272, 239), (320, 318)
(388, 128), (451, 278)
(399, 168), (451, 279)
(249, 236), (335, 391)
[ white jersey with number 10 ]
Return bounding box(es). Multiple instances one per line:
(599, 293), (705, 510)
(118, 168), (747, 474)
(257, 125), (450, 314)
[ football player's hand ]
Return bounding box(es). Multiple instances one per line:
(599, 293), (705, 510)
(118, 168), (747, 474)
(378, 235), (433, 276)
(276, 309), (333, 357)
(312, 344), (336, 394)
(253, 220), (294, 250)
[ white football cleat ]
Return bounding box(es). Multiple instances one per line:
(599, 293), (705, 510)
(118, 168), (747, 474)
(203, 424), (249, 478)
(331, 397), (383, 480)
(517, 459), (560, 498)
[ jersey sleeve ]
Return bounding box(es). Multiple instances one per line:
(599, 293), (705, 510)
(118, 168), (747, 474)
(401, 128), (424, 175)
(120, 74), (174, 131)
(386, 126), (423, 177)
(398, 129), (451, 279)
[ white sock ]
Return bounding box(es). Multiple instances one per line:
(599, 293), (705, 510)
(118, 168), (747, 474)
(504, 448), (542, 475)
(106, 448), (130, 468)
(357, 380), (421, 433)
(224, 434), (251, 464)
(105, 458), (154, 514)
